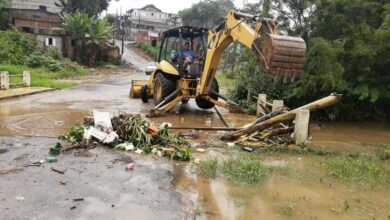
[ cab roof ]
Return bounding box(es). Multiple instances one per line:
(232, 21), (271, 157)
(161, 26), (209, 39)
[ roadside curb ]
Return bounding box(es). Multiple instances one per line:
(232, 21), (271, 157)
(0, 88), (56, 100)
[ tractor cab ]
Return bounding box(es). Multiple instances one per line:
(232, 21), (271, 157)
(155, 26), (209, 78)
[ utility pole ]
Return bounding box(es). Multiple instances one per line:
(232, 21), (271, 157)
(120, 6), (124, 55)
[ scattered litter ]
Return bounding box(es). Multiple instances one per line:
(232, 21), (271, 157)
(93, 110), (113, 132)
(194, 158), (200, 164)
(103, 131), (119, 144)
(15, 196), (25, 201)
(49, 143), (62, 156)
(135, 149), (143, 154)
(73, 198), (84, 202)
(59, 181), (66, 185)
(115, 142), (134, 151)
(242, 147), (254, 152)
(196, 148), (206, 153)
(70, 206), (76, 210)
(45, 156), (58, 163)
(51, 167), (66, 174)
(227, 142), (236, 147)
(180, 130), (199, 139)
(24, 160), (44, 167)
(126, 162), (135, 171)
(59, 112), (192, 161)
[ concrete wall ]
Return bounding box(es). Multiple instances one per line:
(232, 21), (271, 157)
(9, 0), (62, 13)
(36, 34), (63, 52)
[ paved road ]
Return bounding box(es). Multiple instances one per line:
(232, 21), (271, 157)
(0, 47), (191, 220)
(116, 40), (150, 71)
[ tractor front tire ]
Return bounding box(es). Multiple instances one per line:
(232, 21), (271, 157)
(153, 73), (176, 105)
(196, 79), (219, 109)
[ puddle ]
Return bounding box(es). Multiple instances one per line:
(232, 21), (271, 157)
(0, 105), (89, 137)
(174, 155), (390, 220)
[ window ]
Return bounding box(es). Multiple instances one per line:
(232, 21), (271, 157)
(45, 37), (56, 46)
(151, 12), (154, 16)
(71, 39), (76, 47)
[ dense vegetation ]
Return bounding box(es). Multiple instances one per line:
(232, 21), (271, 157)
(180, 0), (390, 121)
(61, 12), (114, 66)
(0, 30), (87, 88)
(56, 0), (110, 17)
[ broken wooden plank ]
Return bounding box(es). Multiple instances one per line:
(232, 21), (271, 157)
(222, 93), (341, 141)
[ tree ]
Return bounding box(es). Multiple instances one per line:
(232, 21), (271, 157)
(85, 18), (113, 66)
(179, 0), (235, 29)
(0, 0), (11, 30)
(61, 12), (90, 63)
(61, 12), (113, 66)
(272, 0), (316, 41)
(56, 0), (110, 17)
(309, 0), (390, 119)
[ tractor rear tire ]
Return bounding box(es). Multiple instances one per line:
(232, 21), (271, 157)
(196, 79), (219, 109)
(153, 73), (176, 105)
(141, 85), (149, 103)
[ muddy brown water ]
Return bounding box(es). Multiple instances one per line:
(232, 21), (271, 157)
(174, 153), (390, 220)
(2, 93), (390, 219)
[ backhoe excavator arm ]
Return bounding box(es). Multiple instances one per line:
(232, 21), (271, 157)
(197, 11), (306, 96)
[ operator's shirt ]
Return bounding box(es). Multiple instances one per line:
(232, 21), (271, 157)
(180, 49), (195, 63)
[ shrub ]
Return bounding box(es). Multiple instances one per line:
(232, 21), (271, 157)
(0, 30), (38, 64)
(45, 58), (62, 72)
(61, 58), (81, 72)
(26, 52), (45, 67)
(45, 47), (62, 60)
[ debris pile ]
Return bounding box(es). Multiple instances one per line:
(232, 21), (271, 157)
(58, 111), (192, 161)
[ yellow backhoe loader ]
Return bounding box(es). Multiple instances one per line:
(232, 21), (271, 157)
(130, 11), (306, 116)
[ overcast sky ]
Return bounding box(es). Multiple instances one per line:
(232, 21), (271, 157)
(107, 0), (259, 15)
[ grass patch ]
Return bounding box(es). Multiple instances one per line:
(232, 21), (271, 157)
(199, 156), (269, 184)
(136, 42), (159, 58)
(221, 156), (269, 184)
(325, 156), (390, 188)
(0, 63), (87, 89)
(199, 158), (218, 179)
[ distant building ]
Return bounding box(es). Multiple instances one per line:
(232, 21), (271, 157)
(124, 4), (181, 42)
(7, 0), (62, 13)
(4, 0), (64, 52)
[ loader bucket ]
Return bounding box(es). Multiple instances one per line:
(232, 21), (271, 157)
(129, 80), (148, 98)
(253, 34), (306, 82)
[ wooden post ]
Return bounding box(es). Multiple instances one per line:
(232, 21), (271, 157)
(1, 71), (9, 90)
(272, 100), (284, 112)
(247, 89), (251, 101)
(23, 71), (31, 87)
(294, 108), (310, 145)
(256, 94), (267, 117)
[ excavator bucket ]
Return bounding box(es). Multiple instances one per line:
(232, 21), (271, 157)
(253, 34), (306, 82)
(129, 80), (148, 98)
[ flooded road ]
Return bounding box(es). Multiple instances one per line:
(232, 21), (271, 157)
(1, 45), (390, 220)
